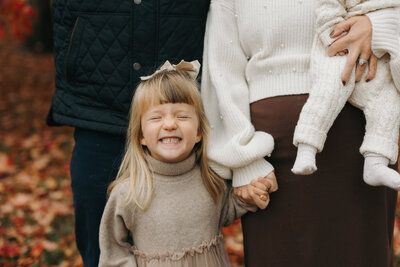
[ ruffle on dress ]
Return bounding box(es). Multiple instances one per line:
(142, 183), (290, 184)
(130, 234), (231, 267)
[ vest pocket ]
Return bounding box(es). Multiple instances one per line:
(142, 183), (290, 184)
(65, 16), (84, 82)
(63, 13), (130, 93)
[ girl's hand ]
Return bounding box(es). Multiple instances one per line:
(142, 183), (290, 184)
(328, 15), (377, 84)
(234, 172), (278, 209)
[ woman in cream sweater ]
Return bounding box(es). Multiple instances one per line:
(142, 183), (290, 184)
(201, 0), (399, 266)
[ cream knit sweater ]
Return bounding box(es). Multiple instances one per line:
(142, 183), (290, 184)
(201, 0), (400, 187)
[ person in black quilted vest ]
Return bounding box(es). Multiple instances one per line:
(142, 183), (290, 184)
(47, 1), (210, 266)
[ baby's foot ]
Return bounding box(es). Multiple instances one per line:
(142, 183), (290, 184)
(291, 143), (317, 175)
(363, 155), (400, 190)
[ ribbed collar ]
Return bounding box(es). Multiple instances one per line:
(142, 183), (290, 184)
(147, 153), (197, 176)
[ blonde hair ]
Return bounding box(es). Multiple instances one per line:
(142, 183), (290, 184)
(107, 69), (226, 211)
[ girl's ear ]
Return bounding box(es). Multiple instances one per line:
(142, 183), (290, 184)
(140, 136), (147, 146)
(195, 130), (202, 143)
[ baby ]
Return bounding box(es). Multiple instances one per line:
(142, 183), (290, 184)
(292, 0), (400, 190)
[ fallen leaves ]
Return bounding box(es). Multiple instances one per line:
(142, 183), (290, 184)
(0, 39), (77, 266)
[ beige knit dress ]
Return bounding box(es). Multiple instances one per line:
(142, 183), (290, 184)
(98, 153), (256, 267)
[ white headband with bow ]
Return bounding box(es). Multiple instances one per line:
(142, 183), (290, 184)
(140, 60), (200, 81)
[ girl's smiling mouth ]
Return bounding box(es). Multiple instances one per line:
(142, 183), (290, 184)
(159, 137), (182, 144)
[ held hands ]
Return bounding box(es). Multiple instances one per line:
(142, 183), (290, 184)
(328, 15), (377, 84)
(234, 171), (278, 210)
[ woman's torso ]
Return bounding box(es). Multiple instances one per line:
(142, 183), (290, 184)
(234, 0), (317, 101)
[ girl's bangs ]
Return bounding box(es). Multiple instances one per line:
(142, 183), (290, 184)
(141, 71), (197, 107)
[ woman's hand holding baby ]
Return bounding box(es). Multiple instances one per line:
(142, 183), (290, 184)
(328, 15), (377, 84)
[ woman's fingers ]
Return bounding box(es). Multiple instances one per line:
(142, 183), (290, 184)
(365, 54), (378, 82)
(328, 35), (349, 57)
(329, 19), (354, 39)
(251, 189), (270, 209)
(341, 45), (360, 85)
(250, 178), (268, 191)
(328, 15), (373, 84)
(355, 50), (371, 82)
(252, 185), (268, 197)
(264, 172), (278, 192)
(235, 172), (277, 209)
(256, 194), (270, 210)
(235, 184), (271, 209)
(336, 49), (348, 56)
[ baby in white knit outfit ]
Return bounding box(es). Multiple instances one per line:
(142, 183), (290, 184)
(292, 0), (400, 190)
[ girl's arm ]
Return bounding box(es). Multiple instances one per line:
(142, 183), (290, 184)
(218, 181), (258, 229)
(201, 0), (274, 188)
(99, 186), (137, 267)
(219, 177), (273, 228)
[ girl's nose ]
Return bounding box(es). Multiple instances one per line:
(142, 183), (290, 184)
(162, 116), (177, 130)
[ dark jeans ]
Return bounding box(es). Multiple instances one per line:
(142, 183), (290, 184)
(70, 128), (125, 267)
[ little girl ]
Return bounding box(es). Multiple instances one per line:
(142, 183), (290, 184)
(292, 0), (400, 190)
(98, 60), (271, 267)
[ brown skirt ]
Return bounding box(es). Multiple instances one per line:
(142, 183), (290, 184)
(242, 95), (398, 267)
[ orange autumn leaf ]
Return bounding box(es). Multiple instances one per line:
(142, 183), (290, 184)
(30, 242), (44, 258)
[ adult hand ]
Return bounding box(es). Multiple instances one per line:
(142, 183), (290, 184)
(234, 171), (278, 209)
(328, 15), (377, 84)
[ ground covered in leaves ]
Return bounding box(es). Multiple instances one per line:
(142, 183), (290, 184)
(0, 39), (399, 267)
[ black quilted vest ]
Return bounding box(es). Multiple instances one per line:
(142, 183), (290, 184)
(47, 0), (210, 135)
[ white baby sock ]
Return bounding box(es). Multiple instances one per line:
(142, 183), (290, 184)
(291, 143), (317, 175)
(363, 154), (400, 190)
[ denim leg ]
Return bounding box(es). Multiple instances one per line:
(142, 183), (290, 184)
(70, 128), (125, 267)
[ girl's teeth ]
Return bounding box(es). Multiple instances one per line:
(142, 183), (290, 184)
(161, 138), (180, 143)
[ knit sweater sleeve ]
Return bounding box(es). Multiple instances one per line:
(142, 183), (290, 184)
(219, 182), (257, 229)
(316, 0), (347, 47)
(201, 0), (274, 187)
(348, 1), (400, 58)
(366, 7), (400, 90)
(389, 17), (400, 91)
(99, 184), (137, 267)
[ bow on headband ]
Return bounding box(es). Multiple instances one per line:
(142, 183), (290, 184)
(140, 60), (200, 81)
